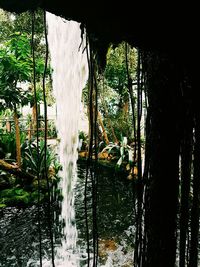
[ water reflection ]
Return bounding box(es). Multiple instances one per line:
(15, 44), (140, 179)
(0, 205), (53, 266)
(76, 162), (133, 239)
(0, 163), (134, 266)
(75, 162), (134, 266)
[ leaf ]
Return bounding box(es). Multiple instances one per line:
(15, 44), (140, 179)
(24, 150), (38, 172)
(116, 157), (123, 166)
(15, 188), (24, 195)
(128, 150), (134, 162)
(120, 146), (124, 156)
(122, 136), (127, 146)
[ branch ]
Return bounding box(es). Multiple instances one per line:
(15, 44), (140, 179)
(0, 159), (35, 180)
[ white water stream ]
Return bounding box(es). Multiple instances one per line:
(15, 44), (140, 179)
(46, 12), (88, 266)
(44, 12), (133, 267)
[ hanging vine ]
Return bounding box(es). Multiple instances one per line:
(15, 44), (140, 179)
(84, 33), (99, 267)
(30, 9), (56, 266)
(133, 49), (144, 267)
(42, 10), (55, 267)
(31, 10), (42, 267)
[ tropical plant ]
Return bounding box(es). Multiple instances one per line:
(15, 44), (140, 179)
(22, 140), (57, 177)
(0, 129), (26, 160)
(101, 43), (137, 140)
(100, 137), (134, 165)
(0, 10), (53, 166)
(0, 29), (52, 164)
(0, 33), (33, 166)
(81, 43), (137, 144)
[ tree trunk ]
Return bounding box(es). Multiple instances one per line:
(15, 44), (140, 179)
(189, 115), (200, 267)
(13, 107), (21, 167)
(100, 94), (118, 144)
(125, 42), (137, 167)
(144, 52), (181, 267)
(0, 159), (34, 180)
(179, 124), (193, 267)
(106, 116), (118, 144)
(122, 99), (129, 137)
(98, 111), (109, 145)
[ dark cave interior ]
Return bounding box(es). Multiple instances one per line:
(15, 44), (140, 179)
(0, 1), (198, 266)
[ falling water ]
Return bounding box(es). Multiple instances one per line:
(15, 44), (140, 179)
(46, 12), (88, 266)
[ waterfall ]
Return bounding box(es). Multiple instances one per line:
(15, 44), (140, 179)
(46, 12), (88, 266)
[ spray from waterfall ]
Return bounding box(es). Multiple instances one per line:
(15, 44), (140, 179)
(46, 12), (88, 266)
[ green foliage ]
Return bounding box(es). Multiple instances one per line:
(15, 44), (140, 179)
(0, 187), (47, 207)
(47, 120), (57, 138)
(0, 9), (14, 41)
(116, 137), (134, 167)
(14, 10), (44, 37)
(0, 10), (57, 208)
(0, 188), (30, 206)
(0, 32), (33, 110)
(78, 131), (88, 150)
(0, 10), (52, 112)
(0, 130), (16, 159)
(30, 190), (45, 203)
(96, 43), (137, 141)
(0, 32), (32, 79)
(105, 44), (128, 93)
(101, 143), (120, 158)
(0, 121), (27, 159)
(0, 9), (45, 54)
(79, 130), (87, 141)
(105, 42), (137, 94)
(100, 137), (134, 169)
(22, 140), (57, 176)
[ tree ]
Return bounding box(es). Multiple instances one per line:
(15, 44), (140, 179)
(0, 32), (46, 166)
(81, 42), (137, 145)
(102, 42), (137, 141)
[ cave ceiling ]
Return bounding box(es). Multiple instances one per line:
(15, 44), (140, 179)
(0, 0), (197, 69)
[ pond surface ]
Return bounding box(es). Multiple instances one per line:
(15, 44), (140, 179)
(0, 163), (135, 267)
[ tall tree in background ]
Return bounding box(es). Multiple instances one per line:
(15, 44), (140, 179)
(102, 42), (137, 142)
(82, 42), (137, 145)
(0, 9), (53, 164)
(0, 33), (32, 166)
(0, 30), (47, 165)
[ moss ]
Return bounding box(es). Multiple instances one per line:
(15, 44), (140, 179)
(0, 188), (30, 206)
(32, 178), (53, 190)
(30, 190), (45, 204)
(0, 187), (49, 206)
